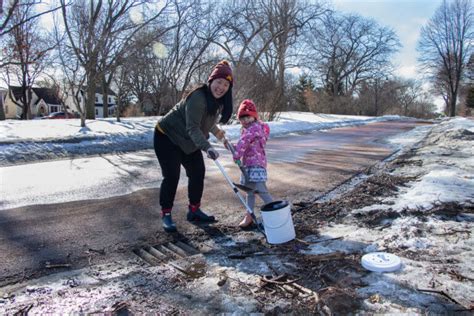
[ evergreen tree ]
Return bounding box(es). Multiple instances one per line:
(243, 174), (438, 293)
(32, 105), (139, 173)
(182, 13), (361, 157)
(466, 86), (474, 108)
(295, 74), (315, 111)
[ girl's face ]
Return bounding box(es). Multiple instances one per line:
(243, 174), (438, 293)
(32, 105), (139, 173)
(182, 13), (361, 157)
(210, 78), (230, 99)
(239, 115), (255, 127)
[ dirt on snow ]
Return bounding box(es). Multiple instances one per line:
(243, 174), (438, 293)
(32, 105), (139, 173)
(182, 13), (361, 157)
(1, 123), (473, 315)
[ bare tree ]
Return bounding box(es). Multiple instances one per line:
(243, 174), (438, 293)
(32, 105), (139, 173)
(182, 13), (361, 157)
(97, 1), (173, 119)
(171, 0), (224, 96)
(122, 0), (225, 116)
(49, 7), (88, 127)
(119, 30), (166, 115)
(57, 43), (87, 126)
(60, 0), (170, 120)
(397, 79), (421, 116)
(355, 77), (436, 118)
(212, 0), (288, 68)
(210, 0), (273, 107)
(0, 0), (60, 43)
(418, 0), (473, 117)
(2, 2), (55, 119)
(214, 0), (325, 120)
(111, 63), (132, 121)
(305, 11), (400, 98)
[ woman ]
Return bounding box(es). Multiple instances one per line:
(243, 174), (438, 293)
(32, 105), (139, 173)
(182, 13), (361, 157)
(154, 60), (233, 232)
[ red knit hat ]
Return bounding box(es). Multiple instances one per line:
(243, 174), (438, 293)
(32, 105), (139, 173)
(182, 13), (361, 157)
(237, 99), (258, 120)
(208, 60), (233, 86)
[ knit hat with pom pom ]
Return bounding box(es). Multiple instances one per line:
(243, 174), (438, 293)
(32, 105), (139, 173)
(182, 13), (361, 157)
(208, 60), (233, 86)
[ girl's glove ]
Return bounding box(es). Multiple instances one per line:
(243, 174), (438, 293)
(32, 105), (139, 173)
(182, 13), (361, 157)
(206, 147), (219, 160)
(234, 159), (241, 166)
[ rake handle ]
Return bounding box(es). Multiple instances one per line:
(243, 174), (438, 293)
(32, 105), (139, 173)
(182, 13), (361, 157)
(213, 159), (264, 235)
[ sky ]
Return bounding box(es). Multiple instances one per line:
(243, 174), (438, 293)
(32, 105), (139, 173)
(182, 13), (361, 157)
(5, 0), (445, 110)
(333, 0), (442, 79)
(0, 112), (473, 313)
(36, 0), (443, 81)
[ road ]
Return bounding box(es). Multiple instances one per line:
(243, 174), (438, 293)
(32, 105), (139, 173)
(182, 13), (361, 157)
(0, 120), (427, 285)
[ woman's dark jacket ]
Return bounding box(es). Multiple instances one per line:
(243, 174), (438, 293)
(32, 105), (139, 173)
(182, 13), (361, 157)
(156, 88), (221, 154)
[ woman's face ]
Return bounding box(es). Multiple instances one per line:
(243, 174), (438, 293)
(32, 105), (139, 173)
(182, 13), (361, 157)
(210, 78), (230, 99)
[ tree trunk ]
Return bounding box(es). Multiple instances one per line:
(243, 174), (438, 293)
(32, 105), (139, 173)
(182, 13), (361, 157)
(27, 88), (33, 119)
(86, 71), (97, 119)
(102, 77), (109, 119)
(20, 85), (33, 120)
(449, 93), (457, 117)
(115, 94), (121, 123)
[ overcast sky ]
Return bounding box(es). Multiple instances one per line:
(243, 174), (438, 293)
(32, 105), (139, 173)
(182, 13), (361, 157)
(333, 0), (442, 79)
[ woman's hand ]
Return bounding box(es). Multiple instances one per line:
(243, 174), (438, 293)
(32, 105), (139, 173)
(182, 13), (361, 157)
(206, 147), (219, 160)
(214, 129), (226, 141)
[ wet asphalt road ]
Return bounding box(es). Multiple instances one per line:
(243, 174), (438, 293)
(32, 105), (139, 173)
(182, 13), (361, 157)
(0, 120), (427, 285)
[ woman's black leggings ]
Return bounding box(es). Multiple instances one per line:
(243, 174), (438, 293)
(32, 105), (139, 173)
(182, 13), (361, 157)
(154, 129), (205, 210)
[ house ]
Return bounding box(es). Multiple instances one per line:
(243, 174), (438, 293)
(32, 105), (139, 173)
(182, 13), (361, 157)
(34, 87), (64, 116)
(64, 86), (117, 118)
(2, 86), (64, 119)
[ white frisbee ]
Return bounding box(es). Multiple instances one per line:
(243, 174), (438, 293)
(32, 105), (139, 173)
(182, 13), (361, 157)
(361, 252), (402, 272)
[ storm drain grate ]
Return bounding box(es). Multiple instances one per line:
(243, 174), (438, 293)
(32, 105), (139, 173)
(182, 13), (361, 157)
(133, 240), (200, 266)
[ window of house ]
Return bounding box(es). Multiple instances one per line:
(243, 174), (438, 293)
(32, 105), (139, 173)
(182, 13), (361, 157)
(95, 108), (99, 116)
(95, 96), (99, 102)
(51, 106), (58, 113)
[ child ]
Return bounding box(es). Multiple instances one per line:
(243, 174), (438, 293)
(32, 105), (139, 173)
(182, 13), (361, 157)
(232, 99), (273, 228)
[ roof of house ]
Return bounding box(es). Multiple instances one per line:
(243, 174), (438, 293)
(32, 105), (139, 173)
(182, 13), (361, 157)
(9, 86), (24, 100)
(33, 87), (62, 105)
(8, 86), (62, 105)
(95, 87), (116, 96)
(78, 86), (116, 96)
(94, 103), (116, 107)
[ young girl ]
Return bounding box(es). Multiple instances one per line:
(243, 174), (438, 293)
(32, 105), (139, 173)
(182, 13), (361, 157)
(232, 99), (273, 228)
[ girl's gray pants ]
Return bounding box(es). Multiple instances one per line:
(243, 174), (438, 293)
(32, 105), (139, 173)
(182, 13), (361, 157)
(244, 181), (273, 211)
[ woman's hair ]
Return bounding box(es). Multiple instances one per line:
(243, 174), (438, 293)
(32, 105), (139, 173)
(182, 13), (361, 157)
(184, 83), (233, 124)
(217, 85), (233, 124)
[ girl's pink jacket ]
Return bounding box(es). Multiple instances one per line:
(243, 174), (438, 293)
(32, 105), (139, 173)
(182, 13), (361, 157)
(233, 120), (270, 168)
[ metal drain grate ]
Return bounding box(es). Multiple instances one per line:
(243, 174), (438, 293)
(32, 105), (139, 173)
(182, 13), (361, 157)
(133, 240), (200, 266)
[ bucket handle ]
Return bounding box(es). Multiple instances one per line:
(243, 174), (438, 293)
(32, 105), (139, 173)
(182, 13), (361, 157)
(263, 211), (293, 229)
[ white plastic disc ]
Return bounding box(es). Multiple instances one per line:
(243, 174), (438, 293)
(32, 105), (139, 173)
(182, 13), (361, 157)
(361, 252), (401, 272)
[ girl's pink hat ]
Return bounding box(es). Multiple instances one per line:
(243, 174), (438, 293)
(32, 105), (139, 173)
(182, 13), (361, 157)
(237, 99), (258, 120)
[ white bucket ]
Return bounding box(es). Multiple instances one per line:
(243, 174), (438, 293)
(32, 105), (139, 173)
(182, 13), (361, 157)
(260, 200), (295, 244)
